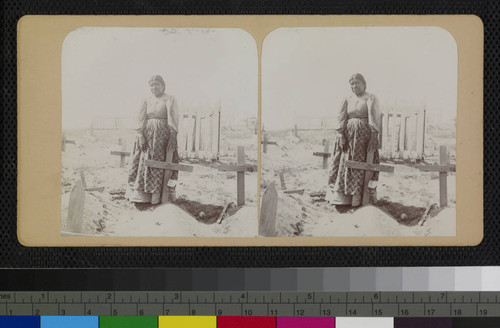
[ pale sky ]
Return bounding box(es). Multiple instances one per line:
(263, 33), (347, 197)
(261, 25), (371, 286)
(62, 27), (257, 129)
(262, 27), (458, 130)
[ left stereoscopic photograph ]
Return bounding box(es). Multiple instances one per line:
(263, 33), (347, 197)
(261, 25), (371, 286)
(60, 27), (258, 237)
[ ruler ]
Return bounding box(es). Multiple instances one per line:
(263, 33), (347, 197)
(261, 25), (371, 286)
(1, 291), (499, 317)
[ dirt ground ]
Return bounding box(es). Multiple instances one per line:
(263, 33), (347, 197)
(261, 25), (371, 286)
(61, 126), (259, 237)
(261, 126), (456, 237)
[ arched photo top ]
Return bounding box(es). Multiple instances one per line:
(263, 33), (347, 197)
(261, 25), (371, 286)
(61, 27), (258, 130)
(261, 26), (458, 131)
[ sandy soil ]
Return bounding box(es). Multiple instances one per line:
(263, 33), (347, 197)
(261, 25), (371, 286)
(61, 127), (258, 237)
(261, 128), (456, 237)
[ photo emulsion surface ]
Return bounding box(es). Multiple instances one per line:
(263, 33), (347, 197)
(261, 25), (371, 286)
(260, 27), (458, 237)
(61, 27), (258, 237)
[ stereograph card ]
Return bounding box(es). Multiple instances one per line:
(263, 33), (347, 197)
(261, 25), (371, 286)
(16, 15), (483, 247)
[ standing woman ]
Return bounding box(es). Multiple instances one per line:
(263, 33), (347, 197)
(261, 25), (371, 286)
(127, 75), (180, 205)
(326, 73), (381, 207)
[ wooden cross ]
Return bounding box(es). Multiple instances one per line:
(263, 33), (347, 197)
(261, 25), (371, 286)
(218, 146), (257, 206)
(259, 182), (278, 237)
(111, 138), (130, 168)
(261, 133), (277, 154)
(61, 133), (75, 152)
(79, 169), (105, 192)
(278, 170), (304, 195)
(313, 140), (331, 169)
(416, 145), (455, 207)
(145, 151), (194, 204)
(345, 150), (395, 205)
(279, 171), (287, 190)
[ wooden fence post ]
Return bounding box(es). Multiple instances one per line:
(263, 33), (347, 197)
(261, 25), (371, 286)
(399, 114), (407, 156)
(382, 110), (389, 158)
(391, 113), (398, 158)
(194, 111), (201, 157)
(217, 107), (221, 157)
(416, 106), (426, 159)
(178, 112), (186, 157)
(187, 113), (195, 155)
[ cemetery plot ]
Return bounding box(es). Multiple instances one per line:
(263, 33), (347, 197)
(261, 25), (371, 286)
(260, 122), (456, 238)
(60, 119), (258, 237)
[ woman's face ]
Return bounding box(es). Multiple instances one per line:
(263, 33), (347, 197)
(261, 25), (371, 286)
(150, 81), (164, 97)
(350, 78), (365, 96)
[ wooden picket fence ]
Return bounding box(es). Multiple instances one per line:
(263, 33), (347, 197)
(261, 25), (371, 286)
(294, 104), (426, 160)
(88, 108), (221, 160)
(177, 108), (221, 160)
(379, 106), (426, 160)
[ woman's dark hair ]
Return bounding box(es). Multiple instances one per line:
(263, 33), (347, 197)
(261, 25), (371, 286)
(349, 73), (367, 89)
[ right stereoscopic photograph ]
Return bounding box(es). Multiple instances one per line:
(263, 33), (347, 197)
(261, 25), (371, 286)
(260, 27), (457, 237)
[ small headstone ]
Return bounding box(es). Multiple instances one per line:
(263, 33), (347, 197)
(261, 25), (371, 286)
(259, 182), (278, 237)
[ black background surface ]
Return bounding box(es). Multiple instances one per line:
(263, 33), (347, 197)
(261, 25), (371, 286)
(2, 0), (495, 268)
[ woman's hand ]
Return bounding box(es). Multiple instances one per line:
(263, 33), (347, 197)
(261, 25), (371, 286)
(368, 131), (378, 151)
(139, 134), (147, 151)
(336, 133), (348, 152)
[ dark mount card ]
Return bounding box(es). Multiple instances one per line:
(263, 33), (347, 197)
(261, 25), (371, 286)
(3, 0), (496, 268)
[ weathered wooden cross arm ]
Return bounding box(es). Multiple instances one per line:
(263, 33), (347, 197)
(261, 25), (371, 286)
(313, 141), (331, 169)
(145, 158), (194, 203)
(110, 151), (131, 157)
(416, 165), (456, 173)
(61, 134), (75, 151)
(312, 152), (332, 157)
(283, 189), (305, 195)
(345, 160), (395, 173)
(145, 160), (194, 172)
(415, 145), (454, 207)
(346, 153), (395, 205)
(261, 134), (277, 154)
(111, 139), (131, 167)
(218, 164), (257, 173)
(217, 146), (253, 206)
(261, 140), (278, 145)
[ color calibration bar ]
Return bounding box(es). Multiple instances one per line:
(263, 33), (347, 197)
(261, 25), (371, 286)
(2, 316), (500, 328)
(1, 267), (499, 291)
